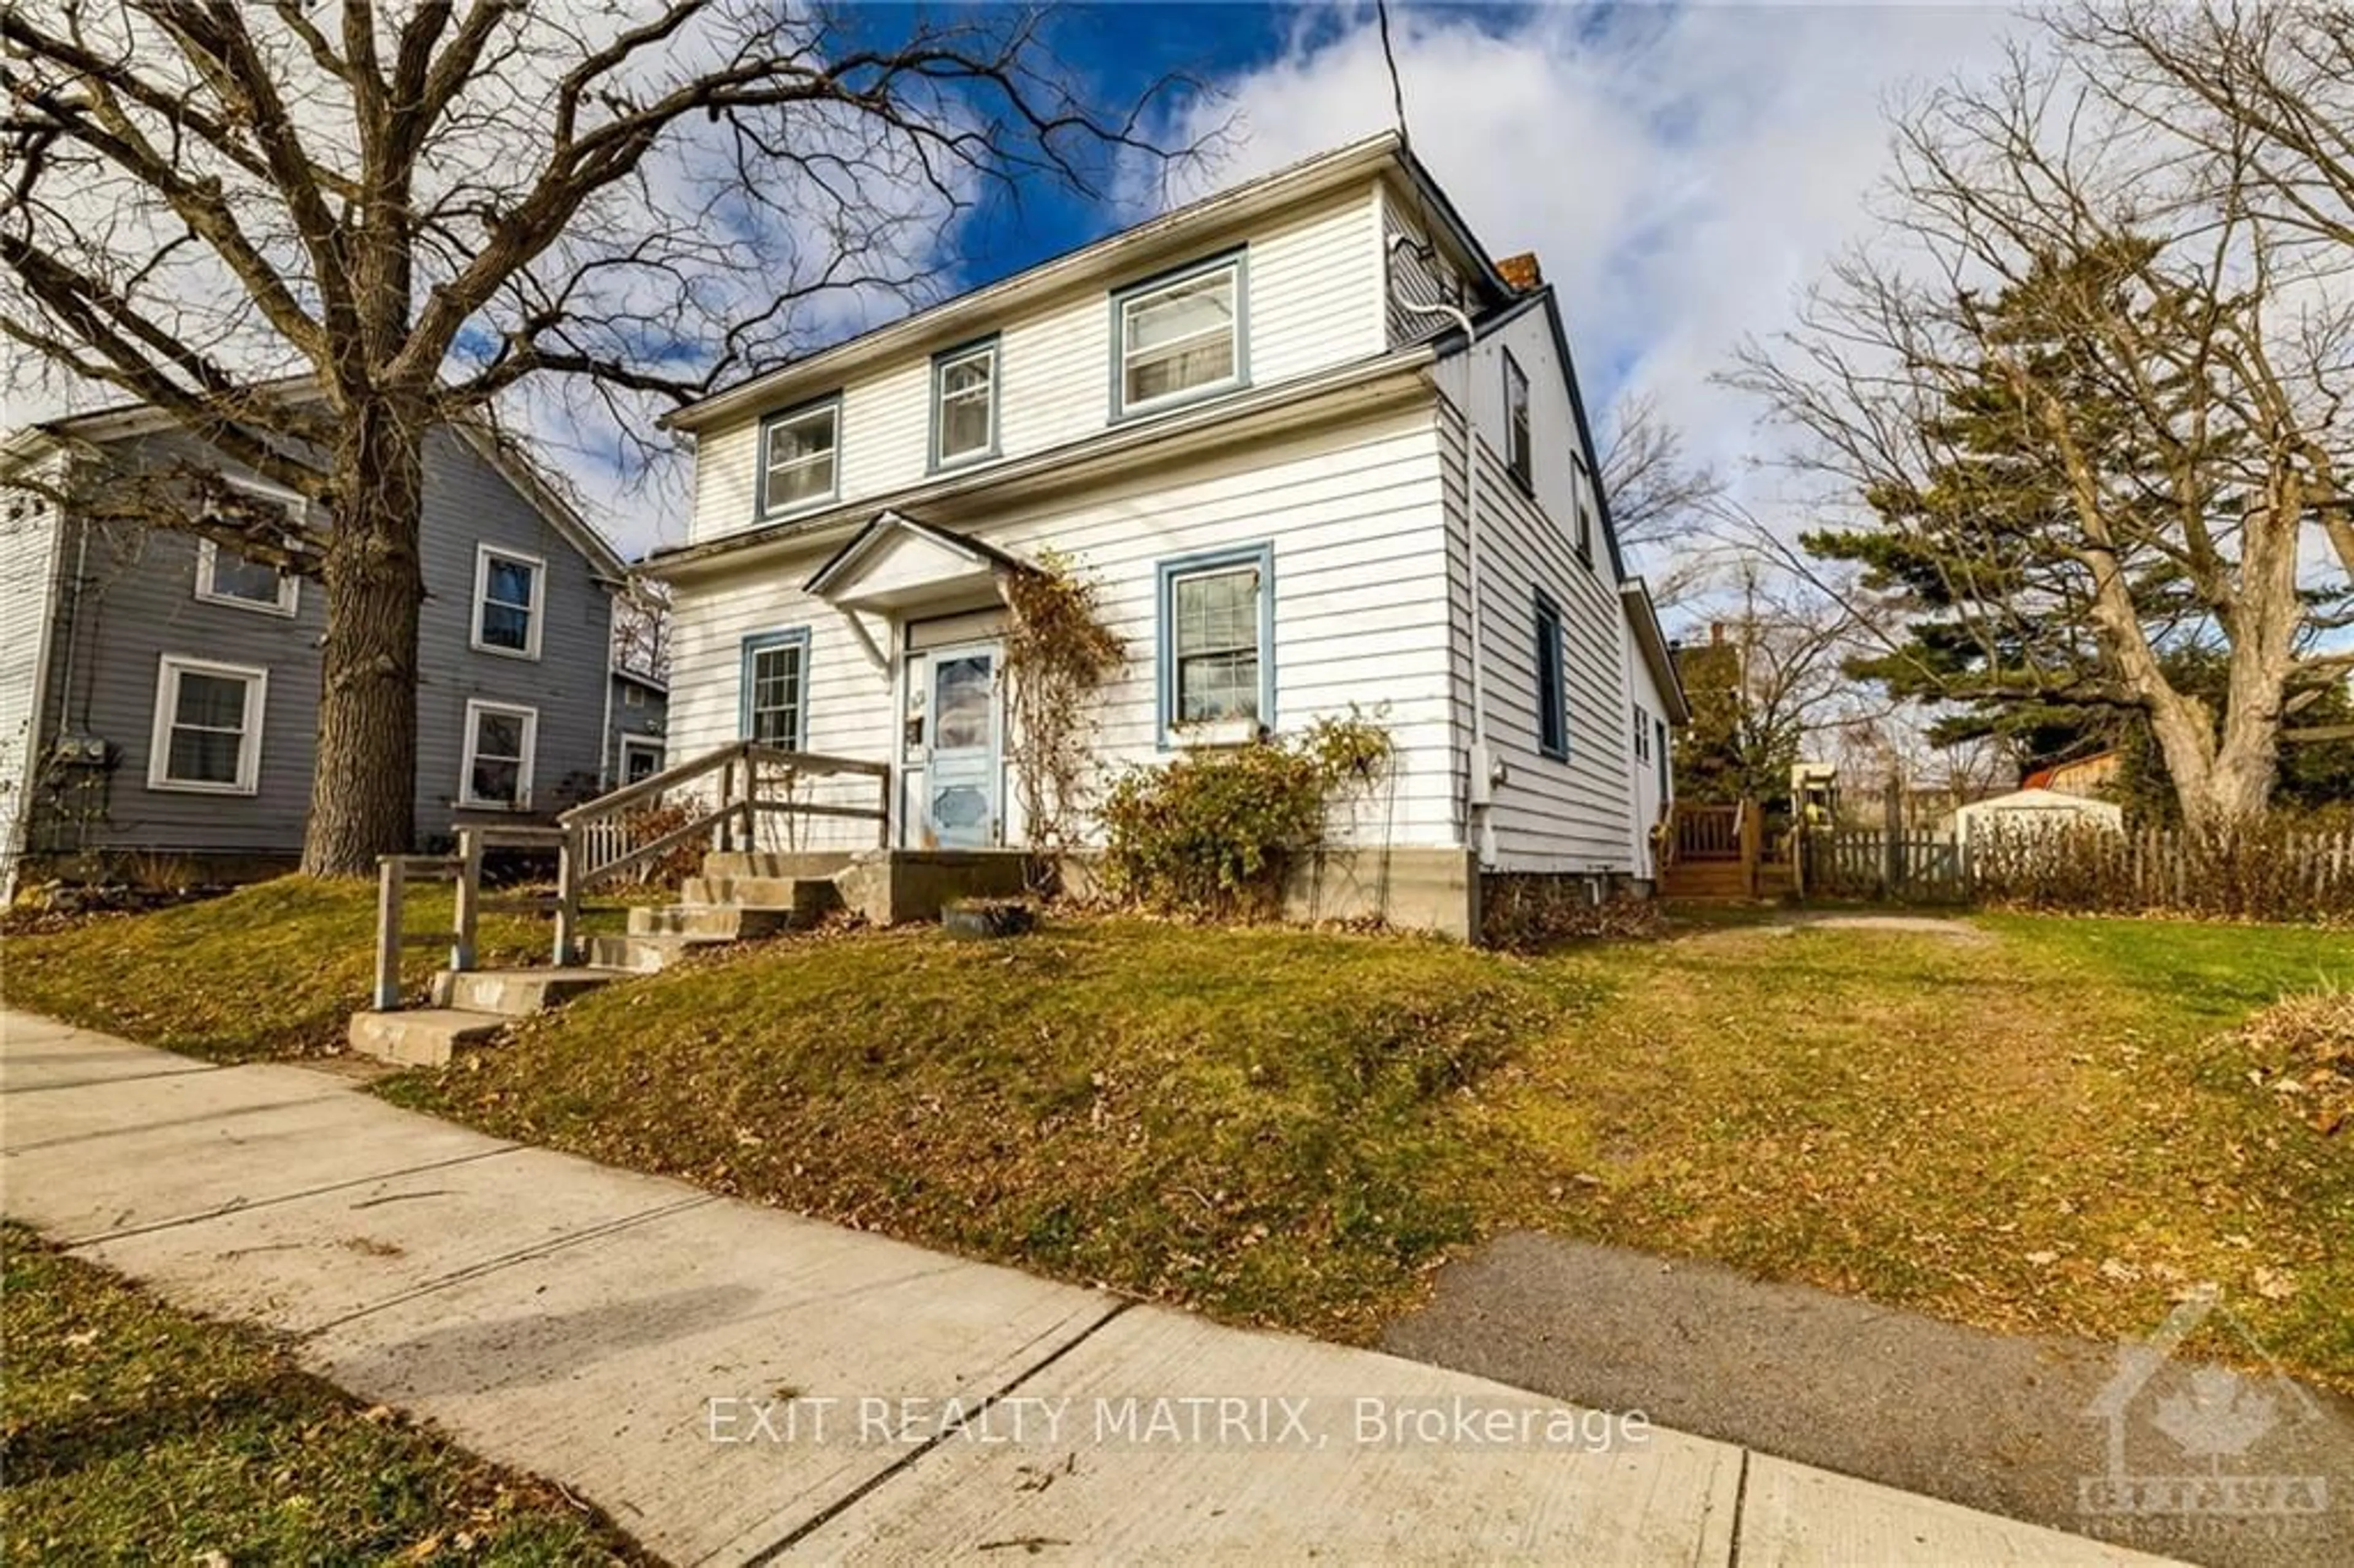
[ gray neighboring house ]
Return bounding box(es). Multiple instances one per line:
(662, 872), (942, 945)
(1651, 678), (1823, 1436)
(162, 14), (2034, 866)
(609, 666), (668, 785)
(0, 405), (630, 896)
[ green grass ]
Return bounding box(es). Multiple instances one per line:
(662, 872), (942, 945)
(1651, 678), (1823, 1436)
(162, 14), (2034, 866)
(387, 920), (1574, 1341)
(390, 911), (2354, 1390)
(0, 1224), (644, 1565)
(16, 885), (2348, 1391)
(0, 877), (604, 1062)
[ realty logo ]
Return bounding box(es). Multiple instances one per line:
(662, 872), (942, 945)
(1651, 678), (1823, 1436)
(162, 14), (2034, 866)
(2079, 1283), (2336, 1531)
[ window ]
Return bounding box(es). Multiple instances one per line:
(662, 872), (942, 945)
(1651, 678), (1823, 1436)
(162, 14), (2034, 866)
(1534, 595), (1567, 759)
(1576, 497), (1595, 565)
(1633, 705), (1648, 761)
(148, 655), (267, 794)
(1158, 544), (1271, 743)
(1655, 718), (1670, 802)
(196, 538), (298, 616)
(472, 545), (544, 659)
(741, 629), (810, 749)
(620, 737), (664, 785)
(1503, 351), (1531, 490)
(932, 340), (998, 467)
(760, 400), (840, 516)
(460, 700), (538, 809)
(1116, 254), (1243, 416)
(622, 683), (646, 709)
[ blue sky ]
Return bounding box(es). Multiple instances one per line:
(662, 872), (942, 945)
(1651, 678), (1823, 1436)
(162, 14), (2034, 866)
(556, 2), (2030, 566)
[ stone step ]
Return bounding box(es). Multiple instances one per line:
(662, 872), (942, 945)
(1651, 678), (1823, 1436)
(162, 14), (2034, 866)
(700, 850), (858, 883)
(348, 1008), (505, 1068)
(627, 904), (794, 940)
(677, 874), (845, 915)
(430, 965), (623, 1018)
(584, 931), (734, 975)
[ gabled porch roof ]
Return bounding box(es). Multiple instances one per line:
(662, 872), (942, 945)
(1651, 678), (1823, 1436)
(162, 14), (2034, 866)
(802, 509), (1034, 613)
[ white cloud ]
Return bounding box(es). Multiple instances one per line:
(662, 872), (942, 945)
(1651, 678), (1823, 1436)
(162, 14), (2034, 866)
(1146, 1), (2027, 601)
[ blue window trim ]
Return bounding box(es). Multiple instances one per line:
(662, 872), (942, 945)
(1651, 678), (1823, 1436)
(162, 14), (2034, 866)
(739, 627), (812, 748)
(928, 335), (1002, 474)
(1534, 591), (1567, 761)
(1109, 247), (1251, 424)
(1155, 541), (1275, 749)
(753, 393), (844, 524)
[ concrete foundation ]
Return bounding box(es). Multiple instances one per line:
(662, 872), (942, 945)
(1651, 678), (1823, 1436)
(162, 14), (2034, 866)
(832, 848), (1032, 925)
(1059, 846), (1482, 942)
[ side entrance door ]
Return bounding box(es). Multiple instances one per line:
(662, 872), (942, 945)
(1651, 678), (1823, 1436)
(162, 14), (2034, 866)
(921, 640), (1001, 848)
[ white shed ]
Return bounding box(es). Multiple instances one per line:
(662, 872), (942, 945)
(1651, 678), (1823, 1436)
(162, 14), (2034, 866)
(1950, 787), (2124, 842)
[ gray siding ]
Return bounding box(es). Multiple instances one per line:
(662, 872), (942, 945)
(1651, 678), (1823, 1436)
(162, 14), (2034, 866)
(608, 676), (668, 780)
(22, 424), (616, 861)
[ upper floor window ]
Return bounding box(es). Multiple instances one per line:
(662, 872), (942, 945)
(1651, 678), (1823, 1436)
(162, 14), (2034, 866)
(1503, 351), (1531, 490)
(742, 628), (810, 749)
(760, 400), (840, 516)
(932, 340), (999, 467)
(473, 544), (544, 660)
(1116, 254), (1243, 417)
(1534, 593), (1567, 760)
(148, 654), (267, 794)
(1158, 543), (1271, 744)
(196, 538), (298, 617)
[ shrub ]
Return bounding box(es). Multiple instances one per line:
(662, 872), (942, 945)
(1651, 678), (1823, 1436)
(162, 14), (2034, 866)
(1099, 713), (1393, 917)
(1481, 877), (1664, 951)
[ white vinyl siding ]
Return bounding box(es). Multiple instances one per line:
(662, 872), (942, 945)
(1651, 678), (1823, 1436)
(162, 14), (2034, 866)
(148, 655), (267, 795)
(0, 479), (61, 895)
(471, 544), (544, 660)
(665, 408), (1457, 852)
(684, 183), (1384, 546)
(460, 699), (538, 809)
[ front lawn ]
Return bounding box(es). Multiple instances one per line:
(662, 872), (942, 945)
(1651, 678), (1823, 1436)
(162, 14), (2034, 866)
(0, 1225), (643, 1564)
(0, 877), (590, 1062)
(387, 911), (2354, 1391)
(389, 922), (1571, 1340)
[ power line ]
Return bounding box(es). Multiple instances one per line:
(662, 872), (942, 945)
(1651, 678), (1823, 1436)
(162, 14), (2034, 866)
(1377, 0), (1411, 150)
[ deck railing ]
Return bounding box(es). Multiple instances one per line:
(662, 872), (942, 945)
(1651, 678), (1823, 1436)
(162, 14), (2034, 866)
(370, 740), (890, 1012)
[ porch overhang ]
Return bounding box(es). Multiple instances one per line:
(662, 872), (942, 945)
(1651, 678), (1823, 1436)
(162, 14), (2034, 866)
(802, 508), (1034, 614)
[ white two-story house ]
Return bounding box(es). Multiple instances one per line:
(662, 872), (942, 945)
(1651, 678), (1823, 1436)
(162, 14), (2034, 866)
(647, 132), (1686, 938)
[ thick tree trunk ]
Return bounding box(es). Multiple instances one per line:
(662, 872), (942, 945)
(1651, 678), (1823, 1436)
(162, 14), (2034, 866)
(301, 400), (425, 877)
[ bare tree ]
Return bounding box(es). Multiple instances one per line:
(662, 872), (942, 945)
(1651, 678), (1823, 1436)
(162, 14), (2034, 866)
(1, 2), (1184, 873)
(2056, 0), (2354, 583)
(1727, 30), (2352, 833)
(611, 579), (670, 683)
(1598, 390), (1724, 552)
(1671, 557), (1861, 807)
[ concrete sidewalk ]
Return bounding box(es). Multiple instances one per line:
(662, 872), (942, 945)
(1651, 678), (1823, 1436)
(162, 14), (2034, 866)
(1, 1010), (2169, 1566)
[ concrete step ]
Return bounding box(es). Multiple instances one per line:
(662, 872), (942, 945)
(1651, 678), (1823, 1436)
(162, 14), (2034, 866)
(584, 931), (734, 975)
(678, 875), (847, 918)
(627, 904), (794, 940)
(701, 850), (858, 883)
(430, 965), (623, 1017)
(348, 1008), (505, 1068)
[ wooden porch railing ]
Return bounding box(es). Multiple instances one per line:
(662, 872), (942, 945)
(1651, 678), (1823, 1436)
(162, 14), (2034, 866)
(370, 740), (890, 1012)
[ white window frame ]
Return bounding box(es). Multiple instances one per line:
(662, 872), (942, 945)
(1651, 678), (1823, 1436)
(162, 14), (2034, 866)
(147, 654), (268, 795)
(471, 543), (546, 661)
(1503, 351), (1532, 490)
(1116, 255), (1244, 418)
(931, 341), (999, 469)
(194, 537), (299, 617)
(758, 400), (842, 517)
(459, 698), (539, 810)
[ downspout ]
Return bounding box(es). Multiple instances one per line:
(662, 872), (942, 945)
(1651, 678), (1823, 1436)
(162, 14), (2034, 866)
(1387, 233), (1499, 864)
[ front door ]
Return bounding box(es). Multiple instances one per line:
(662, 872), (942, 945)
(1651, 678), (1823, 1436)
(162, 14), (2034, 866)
(922, 641), (1000, 848)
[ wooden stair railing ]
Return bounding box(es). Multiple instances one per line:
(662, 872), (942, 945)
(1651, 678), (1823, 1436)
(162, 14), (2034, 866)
(371, 741), (891, 1010)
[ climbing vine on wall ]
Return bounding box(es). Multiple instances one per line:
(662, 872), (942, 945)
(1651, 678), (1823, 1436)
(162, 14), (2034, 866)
(1001, 550), (1124, 890)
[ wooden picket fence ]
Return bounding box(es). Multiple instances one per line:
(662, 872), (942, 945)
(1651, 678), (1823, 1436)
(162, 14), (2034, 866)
(1803, 817), (2354, 921)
